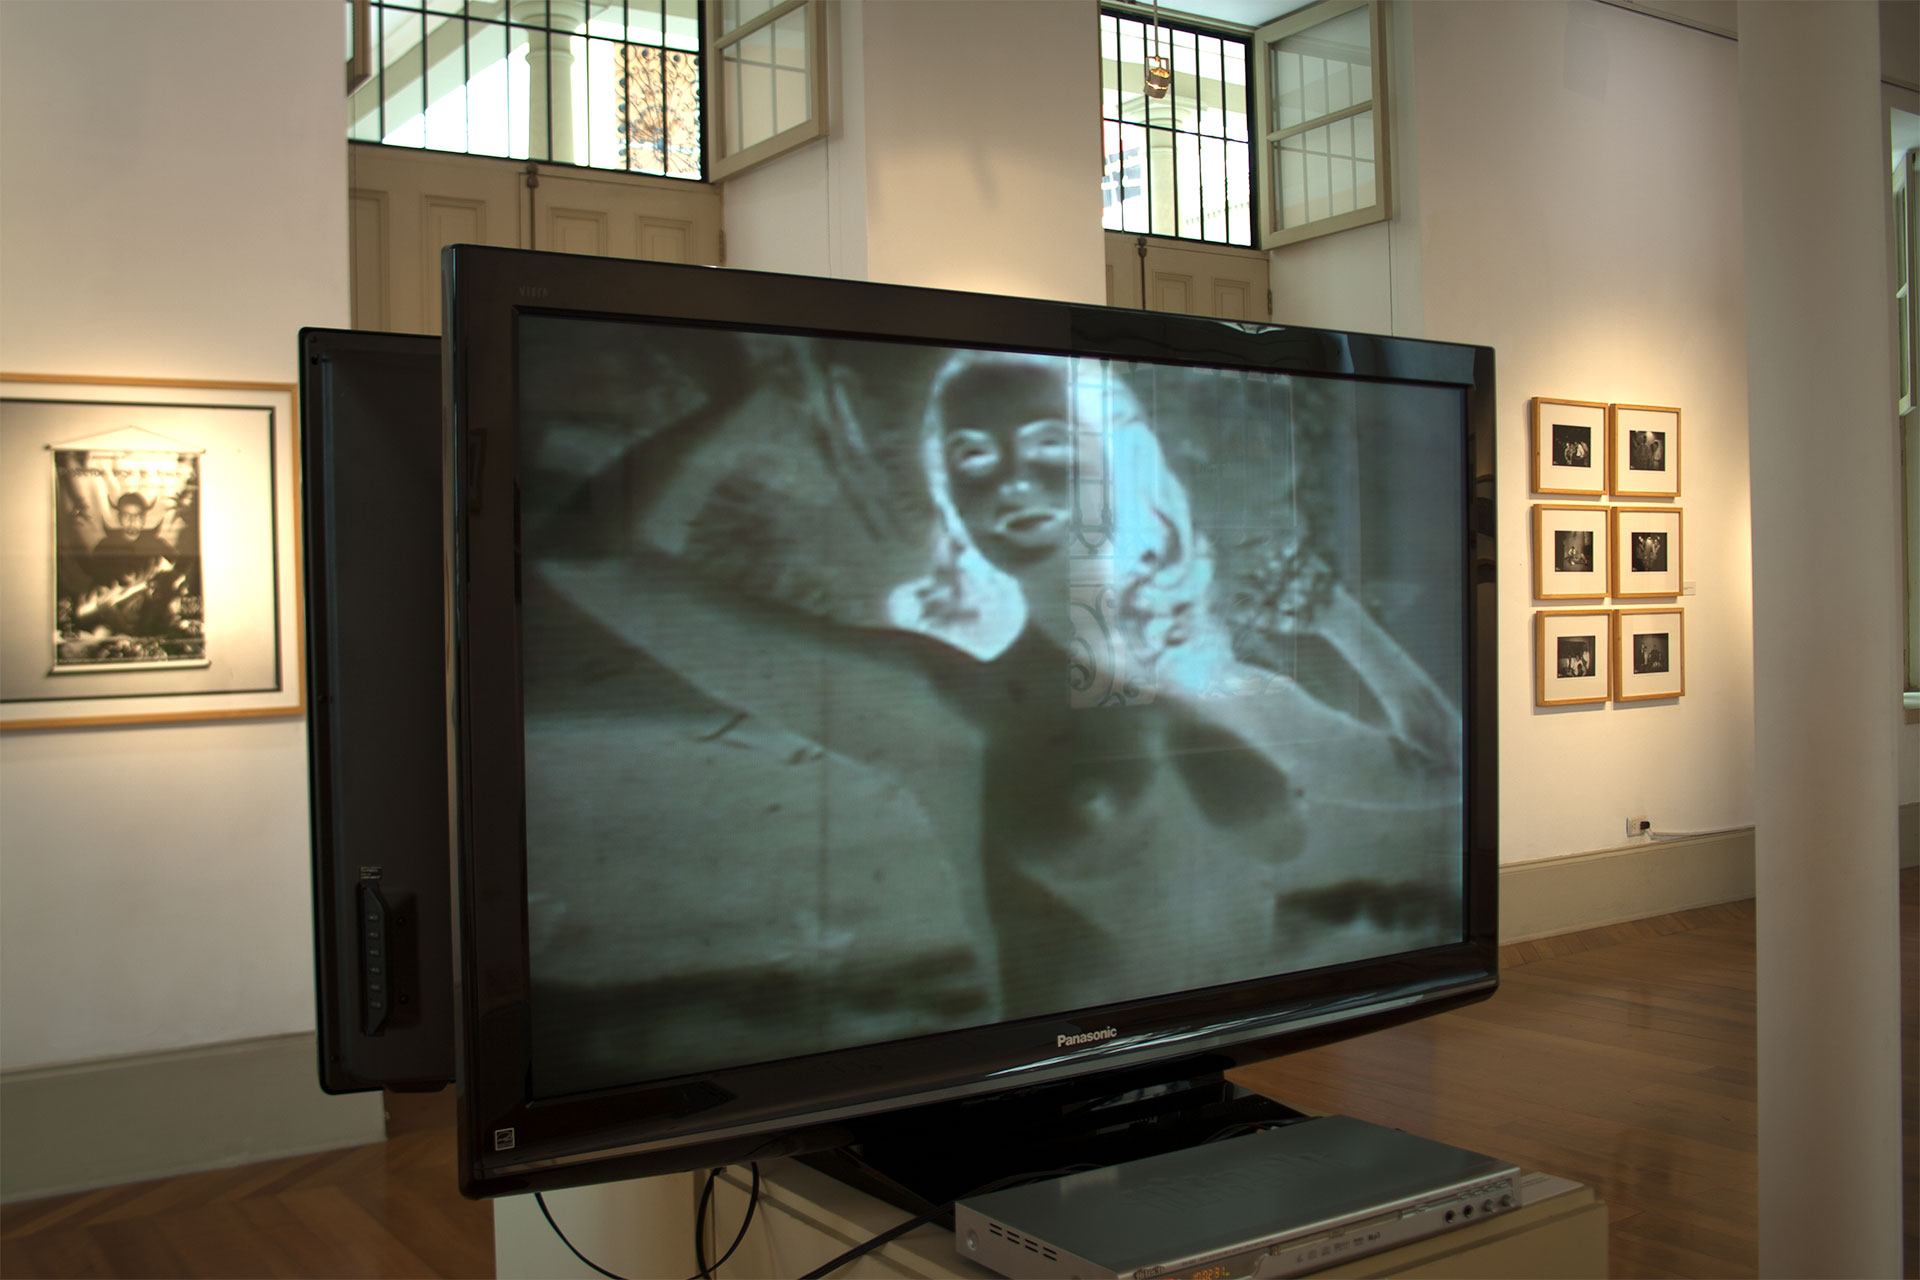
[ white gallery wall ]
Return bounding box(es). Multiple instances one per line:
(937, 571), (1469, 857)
(1419, 1), (1760, 862)
(725, 0), (1105, 304)
(1279, 0), (1766, 862)
(0, 1), (348, 1070)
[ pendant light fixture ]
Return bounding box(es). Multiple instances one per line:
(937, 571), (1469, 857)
(1145, 0), (1171, 99)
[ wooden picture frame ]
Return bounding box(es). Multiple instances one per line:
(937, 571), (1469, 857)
(1533, 503), (1610, 600)
(1615, 607), (1685, 701)
(1610, 505), (1683, 598)
(0, 374), (303, 729)
(1531, 397), (1608, 497)
(1609, 403), (1681, 498)
(1536, 609), (1612, 706)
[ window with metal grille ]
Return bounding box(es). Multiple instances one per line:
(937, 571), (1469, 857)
(1100, 9), (1253, 247)
(346, 0), (703, 180)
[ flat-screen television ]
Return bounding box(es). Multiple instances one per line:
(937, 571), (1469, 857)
(300, 327), (455, 1094)
(445, 245), (1497, 1200)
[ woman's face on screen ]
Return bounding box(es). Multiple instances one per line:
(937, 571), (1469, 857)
(937, 362), (1074, 571)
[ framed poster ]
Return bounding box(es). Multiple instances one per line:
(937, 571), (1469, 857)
(0, 375), (303, 729)
(1611, 505), (1683, 598)
(1609, 403), (1681, 498)
(1530, 397), (1608, 497)
(1615, 607), (1685, 701)
(1532, 503), (1610, 600)
(1536, 609), (1612, 706)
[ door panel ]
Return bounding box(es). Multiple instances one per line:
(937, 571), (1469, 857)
(534, 169), (719, 264)
(1104, 232), (1270, 321)
(349, 146), (524, 333)
(348, 144), (721, 333)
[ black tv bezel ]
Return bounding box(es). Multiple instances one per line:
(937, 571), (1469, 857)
(444, 244), (1499, 1199)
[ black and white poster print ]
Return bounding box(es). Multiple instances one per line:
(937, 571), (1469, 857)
(1610, 506), (1683, 598)
(1533, 504), (1609, 600)
(1615, 608), (1684, 701)
(1556, 529), (1594, 573)
(52, 445), (206, 671)
(1531, 397), (1608, 497)
(1536, 609), (1611, 705)
(1609, 404), (1681, 498)
(0, 377), (303, 729)
(1629, 530), (1666, 574)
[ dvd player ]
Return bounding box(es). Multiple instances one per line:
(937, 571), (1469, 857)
(954, 1115), (1527, 1279)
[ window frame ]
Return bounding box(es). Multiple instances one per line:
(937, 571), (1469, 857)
(1899, 145), (1920, 698)
(704, 0), (829, 181)
(1098, 5), (1257, 249)
(1252, 0), (1391, 250)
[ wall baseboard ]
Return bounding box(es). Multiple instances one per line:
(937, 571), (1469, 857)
(1500, 828), (1756, 944)
(0, 1032), (384, 1205)
(1502, 802), (1918, 944)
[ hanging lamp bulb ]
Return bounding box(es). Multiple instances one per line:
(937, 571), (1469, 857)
(1145, 55), (1171, 99)
(1145, 0), (1171, 99)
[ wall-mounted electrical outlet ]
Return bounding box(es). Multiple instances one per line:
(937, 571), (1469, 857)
(1626, 814), (1651, 838)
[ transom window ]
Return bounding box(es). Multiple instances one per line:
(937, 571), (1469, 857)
(1100, 10), (1253, 247)
(347, 0), (703, 179)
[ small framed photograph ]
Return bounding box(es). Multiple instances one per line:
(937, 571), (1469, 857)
(1609, 403), (1681, 498)
(1536, 609), (1612, 706)
(1533, 503), (1610, 600)
(1615, 607), (1684, 701)
(1531, 397), (1608, 497)
(0, 375), (303, 729)
(1611, 506), (1683, 598)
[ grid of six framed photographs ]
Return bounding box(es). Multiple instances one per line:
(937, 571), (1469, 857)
(1530, 397), (1684, 707)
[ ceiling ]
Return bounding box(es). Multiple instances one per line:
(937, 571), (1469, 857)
(1153, 0), (1315, 30)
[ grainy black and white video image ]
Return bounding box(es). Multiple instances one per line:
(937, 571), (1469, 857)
(1557, 635), (1595, 678)
(1554, 529), (1592, 573)
(513, 317), (1467, 1097)
(1631, 531), (1668, 573)
(1633, 632), (1669, 674)
(1552, 423), (1591, 468)
(1628, 429), (1666, 472)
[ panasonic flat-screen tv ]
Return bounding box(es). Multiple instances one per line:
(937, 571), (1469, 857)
(444, 245), (1497, 1200)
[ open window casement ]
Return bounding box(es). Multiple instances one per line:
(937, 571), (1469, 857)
(706, 0), (828, 180)
(1253, 0), (1390, 249)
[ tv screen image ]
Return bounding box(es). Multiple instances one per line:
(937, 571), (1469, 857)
(447, 247), (1496, 1198)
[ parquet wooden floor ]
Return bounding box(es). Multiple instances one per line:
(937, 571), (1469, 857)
(0, 1091), (491, 1279)
(1237, 867), (1918, 1279)
(2, 868), (1913, 1279)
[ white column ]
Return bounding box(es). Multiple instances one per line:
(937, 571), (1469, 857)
(517, 1), (583, 165)
(1738, 4), (1904, 1277)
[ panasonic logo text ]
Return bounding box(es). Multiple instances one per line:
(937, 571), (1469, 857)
(1057, 1028), (1119, 1048)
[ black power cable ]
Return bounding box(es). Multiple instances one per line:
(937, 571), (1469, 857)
(534, 1163), (761, 1280)
(534, 1191), (633, 1280)
(799, 1164), (1098, 1280)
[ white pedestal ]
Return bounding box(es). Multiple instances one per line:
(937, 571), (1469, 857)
(495, 1159), (1606, 1279)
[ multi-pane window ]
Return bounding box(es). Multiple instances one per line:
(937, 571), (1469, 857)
(1100, 10), (1252, 247)
(1254, 0), (1390, 247)
(347, 0), (703, 180)
(707, 0), (828, 179)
